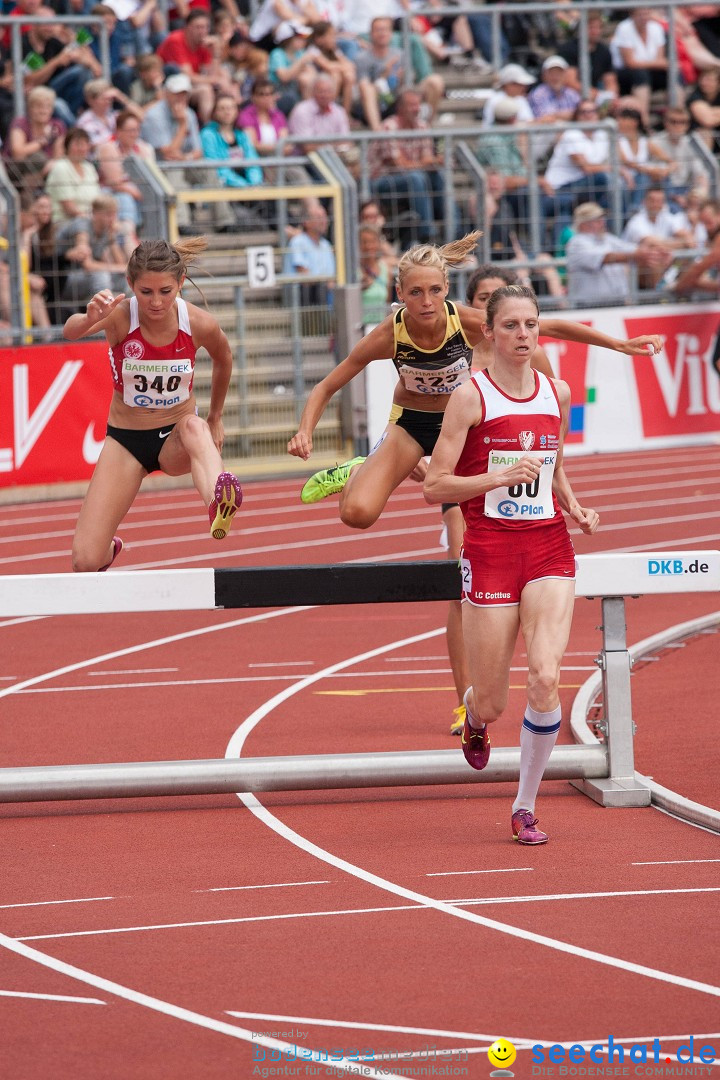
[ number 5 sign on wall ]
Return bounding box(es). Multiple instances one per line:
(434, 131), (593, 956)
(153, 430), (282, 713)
(246, 246), (276, 289)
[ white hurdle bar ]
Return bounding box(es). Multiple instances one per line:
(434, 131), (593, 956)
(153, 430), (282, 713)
(0, 552), (718, 807)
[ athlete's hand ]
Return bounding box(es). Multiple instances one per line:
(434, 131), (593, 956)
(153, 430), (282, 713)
(619, 334), (663, 357)
(86, 290), (125, 325)
(288, 430), (312, 459)
(569, 504), (599, 535)
(207, 415), (224, 454)
(501, 454), (544, 488)
(408, 456), (429, 483)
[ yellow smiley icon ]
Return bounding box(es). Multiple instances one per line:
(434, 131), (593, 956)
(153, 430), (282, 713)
(488, 1038), (517, 1070)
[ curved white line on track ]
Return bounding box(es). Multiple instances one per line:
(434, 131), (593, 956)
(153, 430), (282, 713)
(225, 635), (720, 1002)
(0, 933), (404, 1078)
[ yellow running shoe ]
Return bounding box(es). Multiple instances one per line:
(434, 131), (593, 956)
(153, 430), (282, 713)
(300, 456), (366, 503)
(450, 704), (466, 736)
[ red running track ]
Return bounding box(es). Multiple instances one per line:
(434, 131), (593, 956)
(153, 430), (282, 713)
(0, 446), (718, 1080)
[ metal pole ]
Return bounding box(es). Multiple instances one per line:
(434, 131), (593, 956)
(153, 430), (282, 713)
(572, 597), (651, 807)
(0, 745), (608, 803)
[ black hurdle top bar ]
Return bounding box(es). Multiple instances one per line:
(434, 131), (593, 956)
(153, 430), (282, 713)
(213, 561), (462, 608)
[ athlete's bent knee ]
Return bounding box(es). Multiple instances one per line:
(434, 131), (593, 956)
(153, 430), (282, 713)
(527, 667), (560, 709)
(339, 499), (380, 530)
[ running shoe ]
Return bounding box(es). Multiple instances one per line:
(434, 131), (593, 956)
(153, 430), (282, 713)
(511, 809), (548, 845)
(209, 472), (243, 540)
(300, 456), (366, 504)
(460, 688), (490, 770)
(99, 536), (123, 572)
(450, 704), (466, 736)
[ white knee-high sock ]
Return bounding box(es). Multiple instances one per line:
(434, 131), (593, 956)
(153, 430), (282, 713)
(512, 704), (561, 814)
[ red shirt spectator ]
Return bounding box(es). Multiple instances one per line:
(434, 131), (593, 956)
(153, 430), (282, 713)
(157, 13), (213, 74)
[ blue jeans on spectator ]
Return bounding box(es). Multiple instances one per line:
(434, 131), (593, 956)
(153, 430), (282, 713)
(372, 169), (459, 244)
(49, 63), (93, 120)
(467, 13), (510, 64)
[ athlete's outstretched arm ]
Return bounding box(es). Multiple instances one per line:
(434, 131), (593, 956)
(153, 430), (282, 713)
(288, 320), (395, 460)
(540, 318), (662, 357)
(551, 380), (599, 535)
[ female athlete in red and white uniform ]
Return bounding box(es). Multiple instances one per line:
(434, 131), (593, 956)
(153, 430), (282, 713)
(424, 283), (599, 845)
(63, 236), (242, 572)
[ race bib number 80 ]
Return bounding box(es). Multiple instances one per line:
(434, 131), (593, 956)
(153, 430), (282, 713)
(484, 449), (557, 521)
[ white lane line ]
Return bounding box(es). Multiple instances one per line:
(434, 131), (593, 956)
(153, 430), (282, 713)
(0, 896), (114, 910)
(446, 887), (720, 904)
(633, 859), (720, 866)
(426, 869), (533, 877)
(0, 934), (404, 1079)
(225, 1011), (504, 1042)
(17, 887), (720, 941)
(0, 616), (45, 629)
(0, 989), (106, 1004)
(225, 636), (720, 1002)
(0, 606), (313, 704)
(16, 904), (420, 940)
(87, 668), (179, 676)
(199, 881), (330, 893)
(248, 662), (315, 668)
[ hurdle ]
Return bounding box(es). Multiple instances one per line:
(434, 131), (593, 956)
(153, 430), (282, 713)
(0, 552), (717, 807)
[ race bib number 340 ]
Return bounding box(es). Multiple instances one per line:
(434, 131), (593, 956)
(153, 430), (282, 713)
(122, 357), (192, 408)
(484, 449), (557, 521)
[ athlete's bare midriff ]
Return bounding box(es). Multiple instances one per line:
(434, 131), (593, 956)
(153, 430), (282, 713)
(107, 391), (198, 430)
(391, 383), (451, 413)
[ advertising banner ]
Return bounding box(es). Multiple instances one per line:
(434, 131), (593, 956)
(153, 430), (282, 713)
(0, 341), (110, 487)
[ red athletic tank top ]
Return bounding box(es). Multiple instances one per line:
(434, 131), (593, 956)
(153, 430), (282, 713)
(109, 296), (196, 410)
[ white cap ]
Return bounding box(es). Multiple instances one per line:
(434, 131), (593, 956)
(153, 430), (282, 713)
(165, 73), (192, 94)
(542, 54), (569, 71)
(274, 20), (310, 43)
(493, 94), (523, 121)
(497, 63), (536, 86)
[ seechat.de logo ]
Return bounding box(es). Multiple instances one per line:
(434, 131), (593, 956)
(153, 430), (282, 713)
(647, 558), (710, 576)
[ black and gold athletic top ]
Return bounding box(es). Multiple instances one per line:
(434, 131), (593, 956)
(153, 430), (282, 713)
(392, 300), (473, 396)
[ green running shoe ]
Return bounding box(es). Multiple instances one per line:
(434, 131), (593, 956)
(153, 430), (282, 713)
(300, 456), (366, 503)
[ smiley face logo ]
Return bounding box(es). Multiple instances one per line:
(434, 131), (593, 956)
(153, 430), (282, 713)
(488, 1038), (517, 1072)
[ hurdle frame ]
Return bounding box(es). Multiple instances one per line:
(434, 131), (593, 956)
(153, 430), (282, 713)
(0, 552), (718, 807)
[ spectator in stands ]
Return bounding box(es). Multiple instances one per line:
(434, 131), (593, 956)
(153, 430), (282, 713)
(200, 92), (263, 196)
(56, 193), (132, 307)
(355, 16), (443, 132)
(45, 126), (102, 224)
(222, 27), (270, 100)
(22, 192), (67, 322)
(481, 63), (536, 129)
(128, 53), (165, 114)
(306, 21), (356, 115)
(20, 195), (53, 333)
(359, 198), (397, 259)
(688, 5), (720, 60)
(157, 9), (238, 125)
(610, 7), (668, 126)
(249, 0), (321, 52)
(672, 198), (720, 304)
(96, 110), (155, 239)
(529, 55), (581, 124)
(616, 106), (674, 213)
(282, 200), (335, 307)
(474, 94), (530, 257)
(368, 87), (449, 246)
(2, 85), (65, 207)
(22, 5), (103, 124)
(98, 0), (162, 81)
(239, 78), (289, 156)
(559, 11), (618, 103)
(287, 71), (351, 153)
(358, 222), (394, 327)
(141, 72), (237, 232)
(651, 106), (709, 208)
(623, 186), (695, 253)
(565, 201), (672, 304)
(268, 20), (316, 115)
(76, 77), (144, 148)
(686, 67), (720, 153)
(540, 100), (611, 248)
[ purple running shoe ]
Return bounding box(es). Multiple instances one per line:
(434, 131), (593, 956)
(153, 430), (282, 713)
(511, 809), (548, 845)
(460, 687), (490, 770)
(99, 536), (123, 572)
(209, 472), (243, 539)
